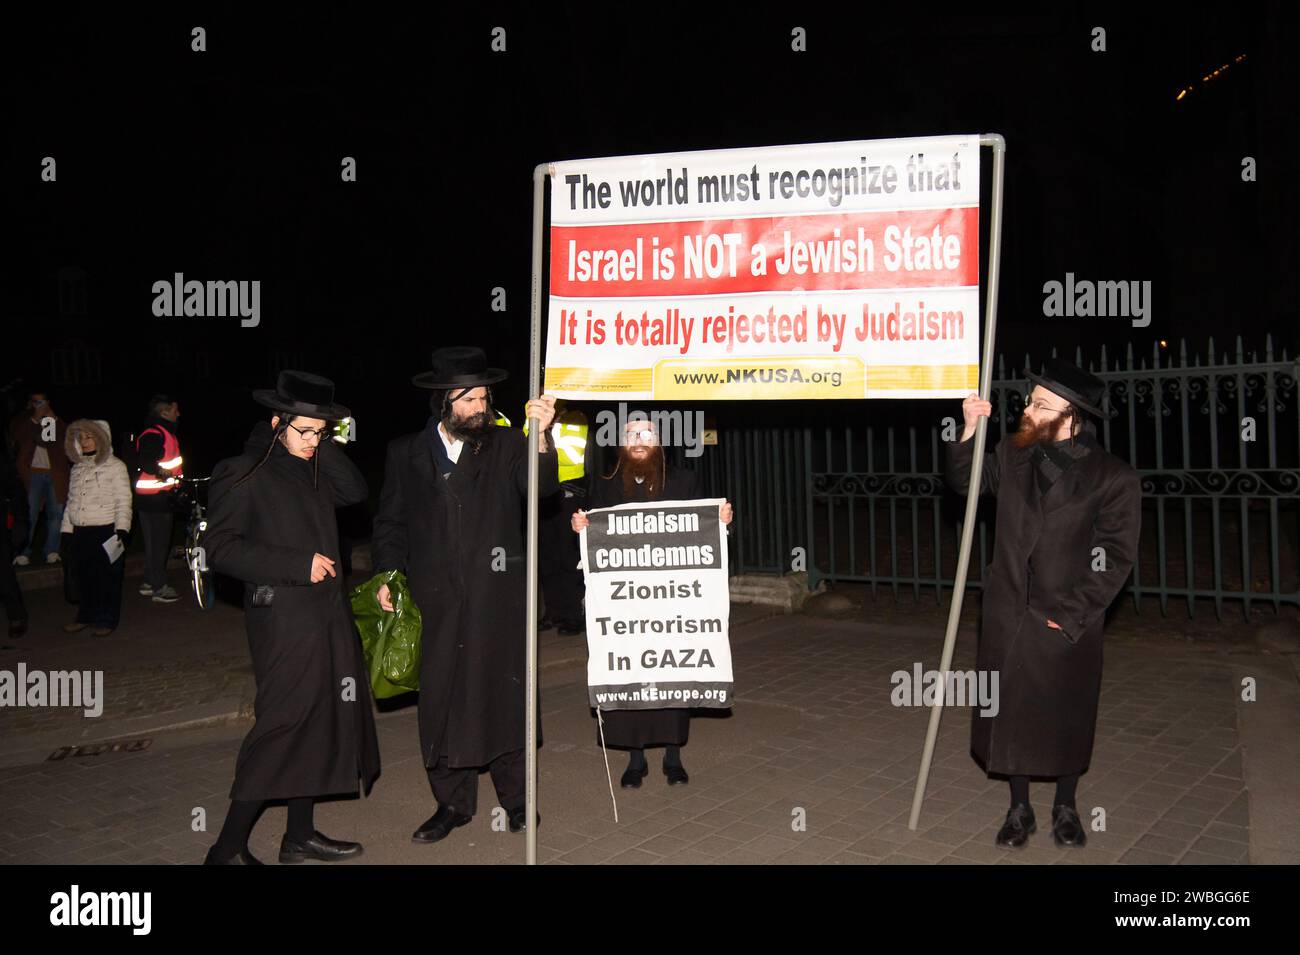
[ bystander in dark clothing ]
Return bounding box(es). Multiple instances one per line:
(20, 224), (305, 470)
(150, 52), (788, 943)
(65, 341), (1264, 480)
(132, 399), (183, 602)
(8, 394), (69, 563)
(0, 446), (29, 636)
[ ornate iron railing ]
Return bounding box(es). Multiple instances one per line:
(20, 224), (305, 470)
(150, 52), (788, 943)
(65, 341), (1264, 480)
(708, 337), (1298, 621)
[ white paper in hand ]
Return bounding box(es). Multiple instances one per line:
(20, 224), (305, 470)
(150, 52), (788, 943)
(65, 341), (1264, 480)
(102, 534), (125, 564)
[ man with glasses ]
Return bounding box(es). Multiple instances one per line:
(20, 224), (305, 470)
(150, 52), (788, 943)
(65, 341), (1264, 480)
(372, 346), (559, 844)
(570, 417), (733, 789)
(202, 371), (379, 864)
(945, 358), (1141, 850)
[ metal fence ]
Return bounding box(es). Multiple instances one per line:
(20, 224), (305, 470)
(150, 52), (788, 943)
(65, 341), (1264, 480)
(706, 338), (1299, 620)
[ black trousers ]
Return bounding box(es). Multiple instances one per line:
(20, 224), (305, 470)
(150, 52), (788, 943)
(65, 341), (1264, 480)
(427, 749), (526, 816)
(0, 525), (26, 626)
(538, 489), (584, 622)
(72, 525), (124, 629)
(138, 509), (173, 590)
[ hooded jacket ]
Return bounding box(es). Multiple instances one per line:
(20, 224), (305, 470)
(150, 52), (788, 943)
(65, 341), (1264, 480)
(61, 419), (133, 534)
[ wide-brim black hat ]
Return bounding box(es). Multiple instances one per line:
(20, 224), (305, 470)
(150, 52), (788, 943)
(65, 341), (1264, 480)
(412, 346), (508, 390)
(252, 370), (351, 420)
(1024, 357), (1106, 419)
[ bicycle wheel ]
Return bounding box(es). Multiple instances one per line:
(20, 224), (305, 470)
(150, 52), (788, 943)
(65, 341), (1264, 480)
(193, 565), (215, 610)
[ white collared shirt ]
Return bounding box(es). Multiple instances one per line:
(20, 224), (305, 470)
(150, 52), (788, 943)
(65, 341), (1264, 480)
(437, 423), (464, 464)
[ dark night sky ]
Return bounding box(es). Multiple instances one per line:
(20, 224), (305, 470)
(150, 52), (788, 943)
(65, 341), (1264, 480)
(3, 5), (1294, 481)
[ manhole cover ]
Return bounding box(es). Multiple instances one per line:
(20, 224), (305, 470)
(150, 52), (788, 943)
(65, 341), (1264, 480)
(47, 738), (153, 761)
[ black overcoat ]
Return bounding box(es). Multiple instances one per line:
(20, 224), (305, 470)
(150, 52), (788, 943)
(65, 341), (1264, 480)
(587, 466), (705, 749)
(371, 424), (559, 769)
(945, 429), (1141, 777)
(206, 422), (381, 801)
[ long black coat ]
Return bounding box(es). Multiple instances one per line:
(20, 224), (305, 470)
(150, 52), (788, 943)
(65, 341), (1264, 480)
(587, 465), (705, 749)
(206, 422), (381, 801)
(372, 424), (559, 768)
(945, 428), (1141, 777)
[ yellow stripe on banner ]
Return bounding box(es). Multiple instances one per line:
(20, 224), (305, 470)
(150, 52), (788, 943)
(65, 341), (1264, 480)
(654, 357), (864, 400)
(547, 363), (977, 397)
(545, 367), (653, 393)
(865, 364), (979, 391)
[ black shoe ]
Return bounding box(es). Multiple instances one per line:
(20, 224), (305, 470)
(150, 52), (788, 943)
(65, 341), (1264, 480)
(203, 846), (264, 865)
(508, 807), (540, 833)
(557, 619), (585, 635)
(8, 619), (27, 638)
(412, 805), (472, 844)
(538, 617), (556, 631)
(1051, 804), (1087, 848)
(279, 830), (364, 863)
(620, 764), (649, 788)
(995, 803), (1036, 848)
(663, 760), (689, 786)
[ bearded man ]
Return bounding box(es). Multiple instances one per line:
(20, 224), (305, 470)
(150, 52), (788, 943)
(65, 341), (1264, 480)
(372, 347), (559, 844)
(571, 417), (732, 787)
(945, 358), (1141, 849)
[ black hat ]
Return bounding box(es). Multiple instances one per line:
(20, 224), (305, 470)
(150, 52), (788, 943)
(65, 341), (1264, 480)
(252, 370), (351, 420)
(1023, 357), (1106, 419)
(411, 346), (508, 390)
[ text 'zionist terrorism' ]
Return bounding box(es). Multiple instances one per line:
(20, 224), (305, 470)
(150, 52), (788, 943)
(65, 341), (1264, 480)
(579, 499), (733, 709)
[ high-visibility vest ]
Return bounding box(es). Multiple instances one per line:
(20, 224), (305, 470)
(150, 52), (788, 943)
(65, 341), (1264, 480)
(134, 425), (183, 494)
(494, 411), (512, 427)
(523, 406), (587, 482)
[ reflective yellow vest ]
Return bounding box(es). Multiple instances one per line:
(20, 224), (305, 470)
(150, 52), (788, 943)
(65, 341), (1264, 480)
(523, 404), (587, 482)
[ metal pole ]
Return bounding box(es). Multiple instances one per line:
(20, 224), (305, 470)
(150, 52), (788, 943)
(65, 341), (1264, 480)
(525, 163), (550, 863)
(908, 134), (1006, 830)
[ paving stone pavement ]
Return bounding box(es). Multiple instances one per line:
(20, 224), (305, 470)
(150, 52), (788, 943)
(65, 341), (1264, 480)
(0, 584), (257, 766)
(2, 598), (1282, 865)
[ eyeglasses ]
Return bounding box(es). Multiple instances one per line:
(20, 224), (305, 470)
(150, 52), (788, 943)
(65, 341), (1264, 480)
(625, 429), (656, 444)
(1027, 400), (1071, 414)
(285, 423), (330, 440)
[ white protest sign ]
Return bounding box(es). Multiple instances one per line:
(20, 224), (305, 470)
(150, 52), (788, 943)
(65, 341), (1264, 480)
(579, 498), (732, 709)
(547, 134), (980, 400)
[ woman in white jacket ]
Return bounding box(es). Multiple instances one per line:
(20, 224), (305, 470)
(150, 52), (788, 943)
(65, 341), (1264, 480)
(61, 420), (133, 636)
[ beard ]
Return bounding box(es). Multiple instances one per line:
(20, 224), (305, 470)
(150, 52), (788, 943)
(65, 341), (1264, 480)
(444, 409), (493, 442)
(1010, 410), (1069, 450)
(620, 446), (665, 498)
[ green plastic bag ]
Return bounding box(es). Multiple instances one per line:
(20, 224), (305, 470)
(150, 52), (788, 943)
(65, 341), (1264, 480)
(350, 570), (422, 699)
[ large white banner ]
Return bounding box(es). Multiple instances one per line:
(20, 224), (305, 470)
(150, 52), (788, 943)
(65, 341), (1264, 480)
(579, 499), (733, 709)
(547, 135), (981, 400)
